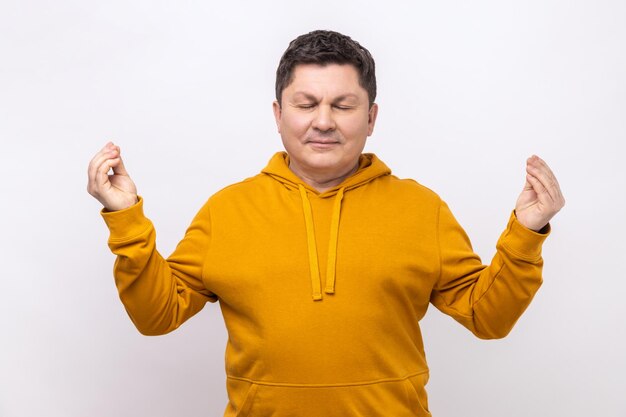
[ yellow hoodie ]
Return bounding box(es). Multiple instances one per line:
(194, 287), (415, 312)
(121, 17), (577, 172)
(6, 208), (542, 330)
(102, 152), (549, 417)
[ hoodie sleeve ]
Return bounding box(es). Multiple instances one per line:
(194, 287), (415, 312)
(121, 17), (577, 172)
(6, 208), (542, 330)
(101, 197), (217, 336)
(430, 200), (549, 339)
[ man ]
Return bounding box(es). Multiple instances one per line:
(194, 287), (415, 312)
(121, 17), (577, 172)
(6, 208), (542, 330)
(88, 30), (564, 417)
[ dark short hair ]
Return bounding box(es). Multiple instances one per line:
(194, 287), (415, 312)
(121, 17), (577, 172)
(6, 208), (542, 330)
(275, 30), (377, 107)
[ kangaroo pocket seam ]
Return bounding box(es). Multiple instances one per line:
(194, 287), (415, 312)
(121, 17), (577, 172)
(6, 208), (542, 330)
(404, 374), (431, 416)
(226, 369), (429, 388)
(403, 378), (423, 410)
(236, 383), (258, 417)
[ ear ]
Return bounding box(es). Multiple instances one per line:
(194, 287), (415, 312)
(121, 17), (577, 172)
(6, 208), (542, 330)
(367, 103), (379, 136)
(272, 100), (282, 133)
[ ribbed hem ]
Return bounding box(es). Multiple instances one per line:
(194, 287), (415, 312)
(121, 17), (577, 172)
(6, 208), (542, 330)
(100, 196), (152, 241)
(497, 211), (551, 261)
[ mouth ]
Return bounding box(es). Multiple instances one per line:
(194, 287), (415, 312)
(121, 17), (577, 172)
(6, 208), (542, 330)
(306, 135), (340, 144)
(306, 140), (340, 150)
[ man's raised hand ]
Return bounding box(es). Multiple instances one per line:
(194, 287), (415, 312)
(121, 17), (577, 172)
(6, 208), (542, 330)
(514, 155), (565, 232)
(87, 142), (138, 211)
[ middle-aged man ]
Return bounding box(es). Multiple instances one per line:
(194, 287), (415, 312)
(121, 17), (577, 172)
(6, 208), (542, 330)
(88, 30), (565, 416)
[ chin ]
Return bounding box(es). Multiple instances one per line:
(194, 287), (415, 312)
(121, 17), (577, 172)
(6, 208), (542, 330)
(302, 153), (344, 170)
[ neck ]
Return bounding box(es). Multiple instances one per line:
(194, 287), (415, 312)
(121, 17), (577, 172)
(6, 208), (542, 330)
(289, 162), (359, 193)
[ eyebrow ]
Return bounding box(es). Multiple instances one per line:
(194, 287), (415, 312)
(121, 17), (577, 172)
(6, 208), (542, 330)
(291, 92), (360, 102)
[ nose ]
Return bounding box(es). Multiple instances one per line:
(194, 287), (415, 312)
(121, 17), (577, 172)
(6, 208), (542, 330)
(312, 104), (336, 132)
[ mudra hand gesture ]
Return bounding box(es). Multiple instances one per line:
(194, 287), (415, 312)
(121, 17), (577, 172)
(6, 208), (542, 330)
(87, 142), (138, 211)
(515, 155), (565, 232)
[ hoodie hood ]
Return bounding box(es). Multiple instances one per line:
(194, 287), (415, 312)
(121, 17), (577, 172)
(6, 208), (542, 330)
(262, 152), (391, 300)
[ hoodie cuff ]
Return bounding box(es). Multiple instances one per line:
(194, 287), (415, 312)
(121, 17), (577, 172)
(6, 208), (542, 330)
(100, 196), (152, 241)
(496, 211), (551, 261)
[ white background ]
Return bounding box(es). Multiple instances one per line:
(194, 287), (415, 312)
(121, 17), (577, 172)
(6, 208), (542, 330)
(1, 1), (625, 416)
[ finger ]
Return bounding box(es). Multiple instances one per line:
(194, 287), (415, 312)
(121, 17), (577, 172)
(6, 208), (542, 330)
(88, 143), (118, 179)
(95, 156), (119, 190)
(528, 155), (561, 188)
(526, 158), (561, 203)
(93, 151), (122, 192)
(534, 156), (565, 205)
(111, 152), (129, 176)
(532, 160), (557, 190)
(534, 157), (565, 204)
(525, 173), (553, 206)
(88, 147), (119, 190)
(88, 142), (116, 168)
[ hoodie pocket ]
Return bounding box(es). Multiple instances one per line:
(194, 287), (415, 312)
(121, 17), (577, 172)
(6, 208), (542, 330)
(404, 372), (431, 416)
(225, 373), (431, 416)
(224, 378), (259, 417)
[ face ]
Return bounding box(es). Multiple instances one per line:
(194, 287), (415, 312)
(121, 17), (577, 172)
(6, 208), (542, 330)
(273, 63), (378, 182)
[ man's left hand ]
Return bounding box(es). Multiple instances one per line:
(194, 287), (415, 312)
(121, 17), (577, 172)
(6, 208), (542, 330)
(515, 155), (565, 232)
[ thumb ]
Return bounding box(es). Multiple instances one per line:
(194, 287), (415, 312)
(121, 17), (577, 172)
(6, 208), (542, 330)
(515, 175), (538, 212)
(521, 176), (533, 192)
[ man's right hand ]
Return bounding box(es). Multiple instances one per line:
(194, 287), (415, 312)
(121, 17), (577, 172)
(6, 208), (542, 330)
(87, 142), (138, 211)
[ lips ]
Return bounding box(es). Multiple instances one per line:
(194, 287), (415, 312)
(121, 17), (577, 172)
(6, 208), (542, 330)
(306, 136), (340, 144)
(308, 140), (339, 144)
(307, 140), (339, 149)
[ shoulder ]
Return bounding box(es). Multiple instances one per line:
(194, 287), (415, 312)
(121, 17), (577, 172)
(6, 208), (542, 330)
(206, 173), (273, 206)
(373, 174), (442, 206)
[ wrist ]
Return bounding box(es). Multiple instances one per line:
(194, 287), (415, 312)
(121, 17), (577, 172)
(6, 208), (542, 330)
(102, 195), (139, 212)
(513, 210), (550, 234)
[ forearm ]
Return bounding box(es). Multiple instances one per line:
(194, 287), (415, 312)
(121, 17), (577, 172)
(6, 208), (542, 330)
(103, 198), (212, 335)
(432, 206), (549, 339)
(469, 214), (547, 338)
